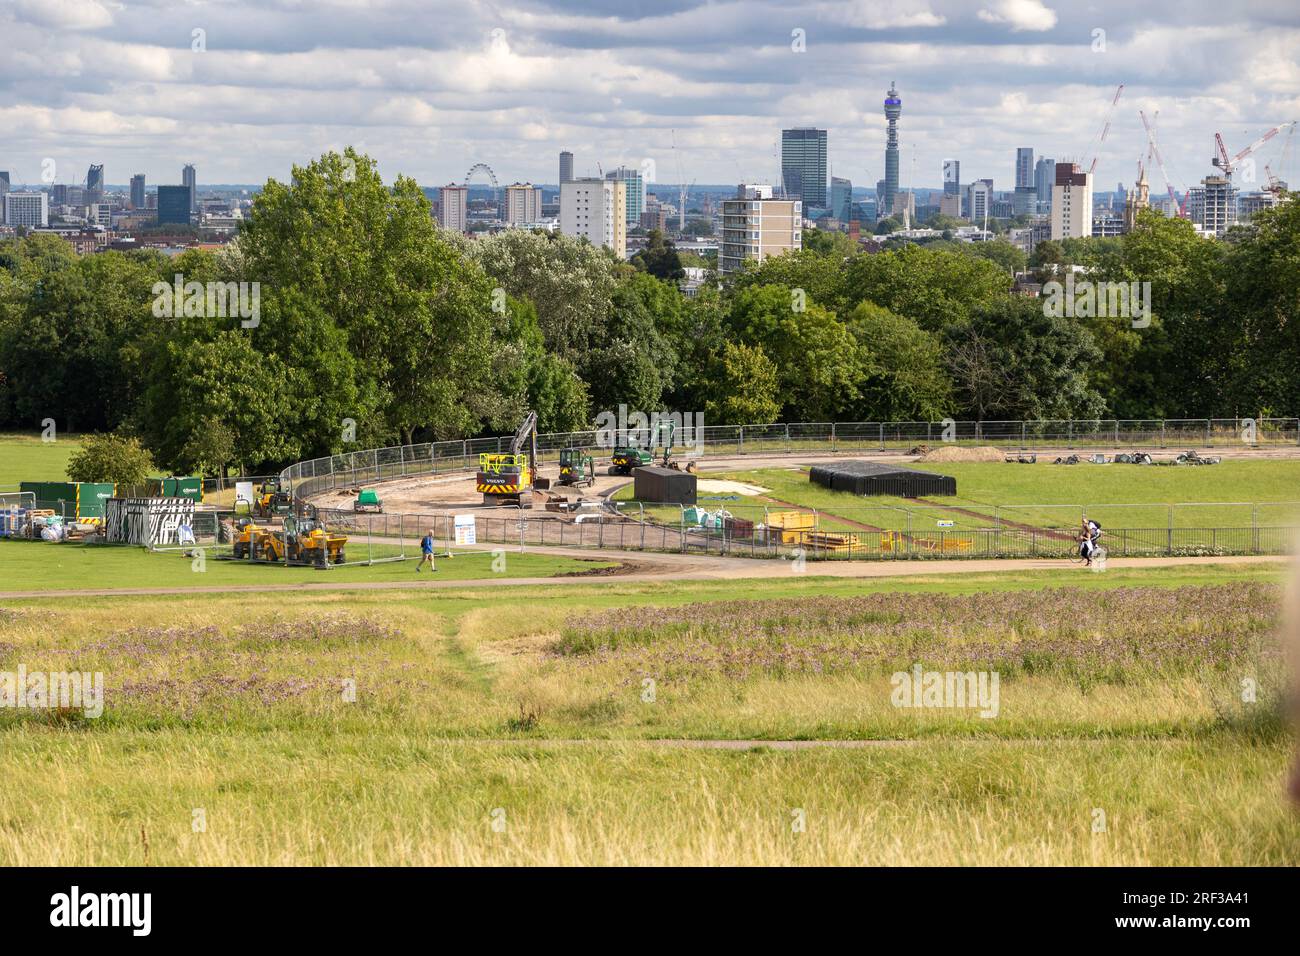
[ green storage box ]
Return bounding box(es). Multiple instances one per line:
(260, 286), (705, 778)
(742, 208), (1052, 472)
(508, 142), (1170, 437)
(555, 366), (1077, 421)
(147, 476), (204, 502)
(19, 481), (117, 519)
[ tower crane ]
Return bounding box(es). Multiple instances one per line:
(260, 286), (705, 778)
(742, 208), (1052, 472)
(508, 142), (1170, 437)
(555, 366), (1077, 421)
(1212, 121), (1297, 181)
(1085, 84), (1124, 175)
(671, 129), (688, 232)
(1139, 108), (1188, 217)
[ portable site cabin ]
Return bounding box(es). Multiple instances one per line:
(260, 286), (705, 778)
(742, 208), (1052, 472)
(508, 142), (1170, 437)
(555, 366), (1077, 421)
(633, 466), (697, 505)
(18, 481), (117, 520)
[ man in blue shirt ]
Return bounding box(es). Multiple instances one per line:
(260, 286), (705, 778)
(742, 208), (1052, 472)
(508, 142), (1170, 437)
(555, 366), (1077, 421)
(417, 529), (436, 572)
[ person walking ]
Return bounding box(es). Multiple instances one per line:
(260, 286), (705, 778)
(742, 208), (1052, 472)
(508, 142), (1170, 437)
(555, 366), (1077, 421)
(417, 528), (437, 572)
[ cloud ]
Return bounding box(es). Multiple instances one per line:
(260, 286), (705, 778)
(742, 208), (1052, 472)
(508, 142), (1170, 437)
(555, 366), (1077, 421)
(977, 0), (1058, 32)
(9, 0), (114, 31)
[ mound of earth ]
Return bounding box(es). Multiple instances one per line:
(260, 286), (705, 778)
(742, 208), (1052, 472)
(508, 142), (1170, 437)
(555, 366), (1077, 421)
(918, 445), (1005, 463)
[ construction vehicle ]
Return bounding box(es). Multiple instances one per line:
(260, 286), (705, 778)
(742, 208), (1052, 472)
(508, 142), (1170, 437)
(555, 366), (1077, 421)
(254, 478), (292, 520)
(609, 442), (653, 476)
(655, 420), (697, 473)
(230, 516), (266, 559)
(249, 513), (348, 566)
(354, 489), (383, 513)
(557, 448), (596, 488)
(477, 411), (539, 504)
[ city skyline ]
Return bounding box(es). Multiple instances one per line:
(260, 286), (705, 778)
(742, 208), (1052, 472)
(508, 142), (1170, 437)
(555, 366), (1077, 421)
(0, 0), (1297, 195)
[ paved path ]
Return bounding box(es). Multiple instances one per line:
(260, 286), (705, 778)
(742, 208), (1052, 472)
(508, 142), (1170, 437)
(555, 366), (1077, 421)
(0, 552), (1285, 600)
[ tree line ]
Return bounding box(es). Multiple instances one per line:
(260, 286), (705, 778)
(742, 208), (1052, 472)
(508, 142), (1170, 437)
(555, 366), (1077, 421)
(0, 147), (1296, 476)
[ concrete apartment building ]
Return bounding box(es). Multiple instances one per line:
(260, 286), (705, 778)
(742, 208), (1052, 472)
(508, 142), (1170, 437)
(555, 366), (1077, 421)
(505, 183), (543, 224)
(560, 177), (627, 258)
(438, 184), (469, 233)
(4, 191), (49, 228)
(1050, 162), (1093, 240)
(719, 183), (801, 275)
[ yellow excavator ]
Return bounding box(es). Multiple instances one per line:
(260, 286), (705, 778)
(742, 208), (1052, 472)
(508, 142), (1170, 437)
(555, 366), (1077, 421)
(477, 410), (545, 504)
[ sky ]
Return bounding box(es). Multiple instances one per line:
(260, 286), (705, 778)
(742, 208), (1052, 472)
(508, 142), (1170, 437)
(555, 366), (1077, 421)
(1, 0), (1298, 196)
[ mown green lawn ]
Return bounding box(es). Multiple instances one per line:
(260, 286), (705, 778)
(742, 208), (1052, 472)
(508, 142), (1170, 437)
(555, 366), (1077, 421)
(655, 461), (1300, 532)
(0, 432), (80, 490)
(0, 540), (614, 592)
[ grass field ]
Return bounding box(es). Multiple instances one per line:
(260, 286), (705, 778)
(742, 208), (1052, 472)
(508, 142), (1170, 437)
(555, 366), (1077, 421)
(0, 432), (80, 490)
(623, 461), (1300, 532)
(0, 541), (615, 591)
(1, 561), (1296, 865)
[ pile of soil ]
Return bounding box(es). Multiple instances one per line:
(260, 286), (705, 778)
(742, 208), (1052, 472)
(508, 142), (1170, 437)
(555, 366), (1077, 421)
(918, 445), (1005, 463)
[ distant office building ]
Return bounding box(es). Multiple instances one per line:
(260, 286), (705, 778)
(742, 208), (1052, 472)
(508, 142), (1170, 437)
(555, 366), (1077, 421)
(4, 191), (49, 228)
(1012, 185), (1038, 216)
(966, 179), (994, 224)
(560, 177), (627, 258)
(0, 171), (8, 197)
(719, 184), (801, 275)
(939, 192), (963, 218)
(156, 185), (192, 226)
(504, 183), (543, 224)
(850, 198), (877, 223)
(1035, 157), (1055, 209)
(438, 185), (469, 232)
(1187, 175), (1238, 237)
(605, 166), (644, 227)
(1050, 163), (1093, 240)
(781, 127), (828, 208)
(559, 151), (573, 184)
(86, 164), (104, 205)
(830, 176), (852, 221)
(130, 174), (146, 210)
(89, 203), (113, 227)
(883, 82), (902, 218)
(942, 158), (961, 209)
(182, 164), (197, 213)
(1015, 148), (1034, 189)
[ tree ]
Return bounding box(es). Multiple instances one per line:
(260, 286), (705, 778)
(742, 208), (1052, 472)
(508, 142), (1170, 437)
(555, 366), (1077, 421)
(944, 297), (1105, 420)
(631, 230), (685, 281)
(181, 417), (237, 479)
(845, 302), (954, 421)
(470, 229), (619, 361)
(236, 148), (501, 446)
(704, 342), (781, 424)
(726, 284), (865, 420)
(67, 433), (156, 486)
(843, 243), (1011, 332)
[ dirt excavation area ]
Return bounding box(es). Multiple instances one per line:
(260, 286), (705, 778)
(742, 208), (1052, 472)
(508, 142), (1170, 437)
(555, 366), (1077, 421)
(309, 453), (815, 520)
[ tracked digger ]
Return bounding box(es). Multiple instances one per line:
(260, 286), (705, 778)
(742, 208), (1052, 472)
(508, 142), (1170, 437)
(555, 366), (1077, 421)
(477, 411), (542, 505)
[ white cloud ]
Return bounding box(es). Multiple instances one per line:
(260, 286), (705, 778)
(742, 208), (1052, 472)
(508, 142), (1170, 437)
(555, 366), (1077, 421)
(10, 0), (113, 31)
(977, 0), (1058, 32)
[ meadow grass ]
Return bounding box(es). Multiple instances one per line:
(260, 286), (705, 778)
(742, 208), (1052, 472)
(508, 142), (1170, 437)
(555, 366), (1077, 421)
(1, 561), (1294, 865)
